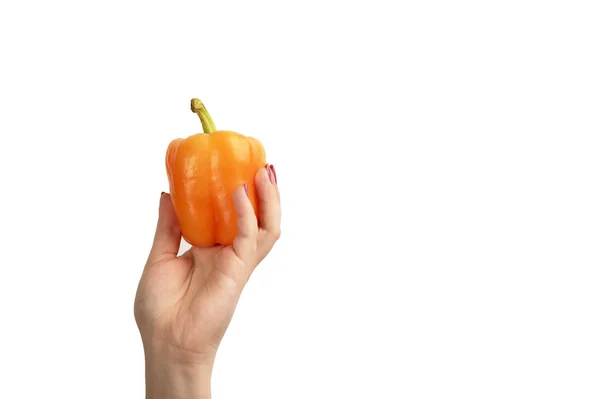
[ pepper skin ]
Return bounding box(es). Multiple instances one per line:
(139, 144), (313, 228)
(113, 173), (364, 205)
(165, 98), (266, 247)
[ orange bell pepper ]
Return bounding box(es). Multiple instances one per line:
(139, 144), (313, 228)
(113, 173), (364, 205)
(165, 98), (266, 247)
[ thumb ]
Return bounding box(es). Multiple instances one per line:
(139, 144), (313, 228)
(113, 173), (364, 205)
(147, 192), (182, 265)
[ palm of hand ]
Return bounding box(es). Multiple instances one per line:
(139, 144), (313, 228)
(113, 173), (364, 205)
(136, 246), (245, 358)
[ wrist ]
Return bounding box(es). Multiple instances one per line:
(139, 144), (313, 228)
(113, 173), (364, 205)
(144, 344), (215, 399)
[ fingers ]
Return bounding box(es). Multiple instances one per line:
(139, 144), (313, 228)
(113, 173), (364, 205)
(232, 184), (259, 261)
(147, 192), (182, 266)
(231, 164), (281, 268)
(256, 165), (281, 257)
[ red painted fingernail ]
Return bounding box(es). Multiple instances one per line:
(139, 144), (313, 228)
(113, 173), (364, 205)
(269, 164), (277, 185)
(265, 163), (275, 184)
(243, 183), (248, 196)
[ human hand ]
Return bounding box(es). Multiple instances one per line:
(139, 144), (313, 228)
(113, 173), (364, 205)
(134, 164), (280, 399)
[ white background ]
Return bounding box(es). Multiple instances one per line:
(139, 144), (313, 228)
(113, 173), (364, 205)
(1, 1), (599, 398)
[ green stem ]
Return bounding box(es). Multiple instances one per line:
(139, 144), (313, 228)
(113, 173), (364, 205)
(190, 98), (217, 134)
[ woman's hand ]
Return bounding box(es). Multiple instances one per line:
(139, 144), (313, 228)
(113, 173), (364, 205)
(134, 165), (280, 399)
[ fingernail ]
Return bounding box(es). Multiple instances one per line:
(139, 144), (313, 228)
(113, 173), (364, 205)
(269, 164), (278, 185)
(161, 191), (166, 196)
(243, 183), (249, 196)
(265, 163), (275, 185)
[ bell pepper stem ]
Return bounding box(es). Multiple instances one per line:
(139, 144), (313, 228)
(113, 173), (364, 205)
(191, 98), (217, 134)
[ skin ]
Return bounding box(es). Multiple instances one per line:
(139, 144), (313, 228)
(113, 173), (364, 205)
(134, 166), (280, 399)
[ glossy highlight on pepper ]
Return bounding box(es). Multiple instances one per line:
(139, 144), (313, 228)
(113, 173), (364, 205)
(165, 98), (266, 247)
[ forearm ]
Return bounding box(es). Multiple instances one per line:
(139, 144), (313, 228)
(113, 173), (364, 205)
(144, 345), (214, 399)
